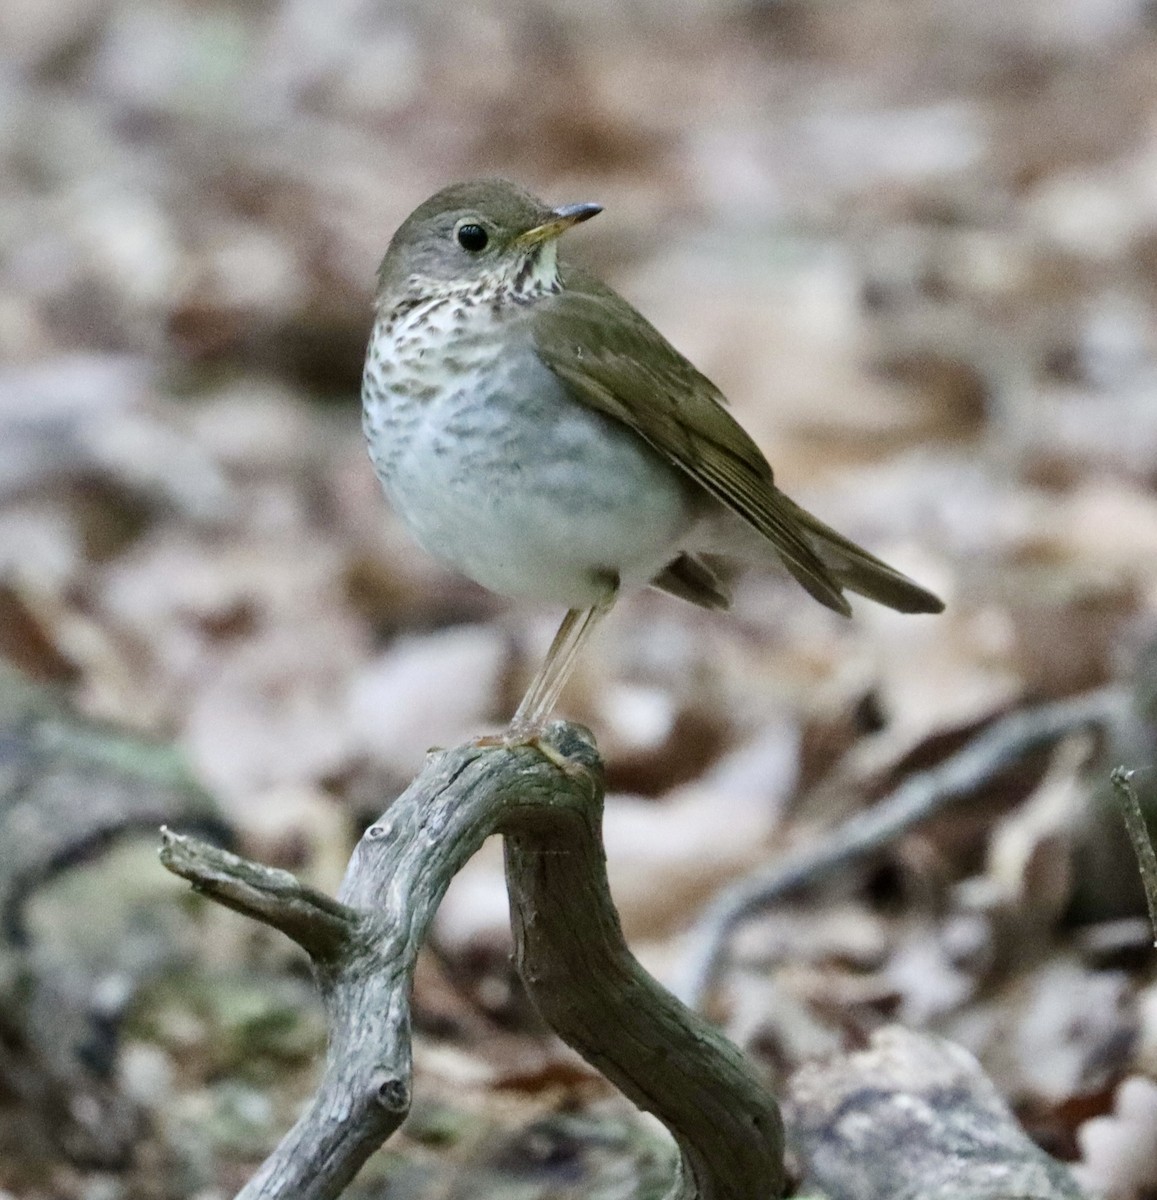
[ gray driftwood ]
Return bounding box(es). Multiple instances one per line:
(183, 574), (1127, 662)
(160, 721), (786, 1200)
(787, 1026), (1087, 1200)
(0, 665), (226, 1169)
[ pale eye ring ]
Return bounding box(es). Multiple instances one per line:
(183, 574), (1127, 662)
(455, 223), (489, 252)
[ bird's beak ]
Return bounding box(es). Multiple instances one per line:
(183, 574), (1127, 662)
(515, 202), (603, 248)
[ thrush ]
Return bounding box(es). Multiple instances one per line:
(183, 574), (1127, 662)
(362, 179), (943, 737)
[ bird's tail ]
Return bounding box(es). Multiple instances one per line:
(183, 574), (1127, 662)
(773, 491), (944, 615)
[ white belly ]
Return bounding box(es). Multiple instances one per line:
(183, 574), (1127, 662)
(362, 313), (699, 607)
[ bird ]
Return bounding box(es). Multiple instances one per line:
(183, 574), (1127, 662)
(361, 179), (943, 740)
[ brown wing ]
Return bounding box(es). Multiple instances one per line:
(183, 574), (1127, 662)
(534, 265), (852, 615)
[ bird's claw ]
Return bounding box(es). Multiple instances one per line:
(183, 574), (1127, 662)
(472, 725), (587, 776)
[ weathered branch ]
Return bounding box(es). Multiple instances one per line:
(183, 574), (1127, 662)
(677, 687), (1127, 1008)
(503, 728), (783, 1200)
(160, 830), (357, 964)
(161, 722), (785, 1200)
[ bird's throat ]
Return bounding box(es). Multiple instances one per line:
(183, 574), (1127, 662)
(511, 241), (561, 297)
(385, 243), (561, 317)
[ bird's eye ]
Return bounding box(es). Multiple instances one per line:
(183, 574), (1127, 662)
(456, 224), (488, 252)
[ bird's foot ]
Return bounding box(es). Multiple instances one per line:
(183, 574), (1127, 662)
(472, 721), (587, 776)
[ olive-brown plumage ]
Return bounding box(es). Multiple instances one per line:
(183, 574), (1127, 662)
(362, 179), (943, 734)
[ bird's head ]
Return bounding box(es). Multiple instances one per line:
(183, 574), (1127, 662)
(375, 179), (601, 306)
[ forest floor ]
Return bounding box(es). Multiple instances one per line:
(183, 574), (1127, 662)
(2, 0), (1157, 1196)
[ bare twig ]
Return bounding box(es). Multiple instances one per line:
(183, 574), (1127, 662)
(161, 723), (785, 1200)
(1109, 767), (1157, 946)
(159, 829), (359, 965)
(676, 687), (1127, 1010)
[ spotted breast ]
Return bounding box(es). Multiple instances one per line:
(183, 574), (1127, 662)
(361, 284), (702, 607)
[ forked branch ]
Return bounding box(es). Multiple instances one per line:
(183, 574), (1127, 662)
(160, 722), (785, 1200)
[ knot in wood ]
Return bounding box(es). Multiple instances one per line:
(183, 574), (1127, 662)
(370, 1071), (409, 1114)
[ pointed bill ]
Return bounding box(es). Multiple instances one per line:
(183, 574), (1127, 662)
(514, 203), (603, 248)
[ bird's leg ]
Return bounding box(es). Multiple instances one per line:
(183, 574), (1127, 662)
(474, 579), (617, 755)
(508, 604), (604, 737)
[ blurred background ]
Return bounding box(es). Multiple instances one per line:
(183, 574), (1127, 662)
(2, 0), (1157, 1196)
